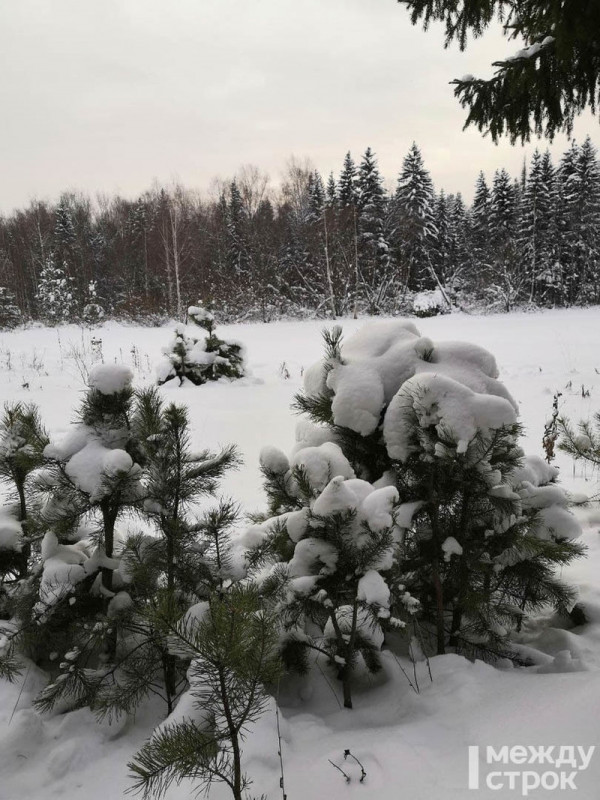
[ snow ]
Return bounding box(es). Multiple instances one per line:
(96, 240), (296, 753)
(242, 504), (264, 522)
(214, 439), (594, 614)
(107, 591), (133, 618)
(413, 288), (447, 314)
(87, 363), (133, 395)
(290, 441), (355, 492)
(357, 570), (391, 608)
(285, 508), (310, 542)
(359, 485), (398, 532)
(2, 308), (600, 799)
(64, 442), (134, 501)
(384, 372), (517, 461)
(324, 605), (385, 649)
(309, 319), (518, 442)
(259, 444), (289, 475)
(288, 537), (338, 577)
(442, 536), (464, 561)
(0, 508), (22, 551)
(188, 305), (214, 323)
(311, 475), (359, 516)
(327, 361), (385, 435)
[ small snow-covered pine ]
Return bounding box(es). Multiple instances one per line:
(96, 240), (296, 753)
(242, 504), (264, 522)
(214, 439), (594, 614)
(156, 302), (245, 386)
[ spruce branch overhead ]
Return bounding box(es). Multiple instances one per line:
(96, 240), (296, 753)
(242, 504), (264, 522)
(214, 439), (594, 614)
(399, 0), (600, 143)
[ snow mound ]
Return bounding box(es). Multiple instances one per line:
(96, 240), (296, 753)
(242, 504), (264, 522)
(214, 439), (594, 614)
(383, 372), (517, 461)
(301, 320), (517, 439)
(290, 441), (355, 492)
(88, 364), (133, 395)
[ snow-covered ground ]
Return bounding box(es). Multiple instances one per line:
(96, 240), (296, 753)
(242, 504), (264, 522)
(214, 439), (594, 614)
(1, 307), (600, 800)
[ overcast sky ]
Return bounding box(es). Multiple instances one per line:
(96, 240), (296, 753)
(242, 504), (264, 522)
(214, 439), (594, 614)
(0, 0), (597, 213)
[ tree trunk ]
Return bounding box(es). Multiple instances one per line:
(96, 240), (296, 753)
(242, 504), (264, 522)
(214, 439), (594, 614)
(431, 564), (446, 655)
(16, 480), (29, 579)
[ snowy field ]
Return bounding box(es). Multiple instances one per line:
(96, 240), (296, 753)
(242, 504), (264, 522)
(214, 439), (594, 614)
(1, 307), (600, 800)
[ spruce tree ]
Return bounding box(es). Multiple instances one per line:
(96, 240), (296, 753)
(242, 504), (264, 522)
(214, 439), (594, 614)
(469, 172), (492, 292)
(519, 150), (556, 303)
(356, 148), (392, 313)
(326, 172), (338, 208)
(338, 152), (358, 208)
(35, 256), (77, 324)
(0, 287), (21, 329)
(307, 171), (325, 222)
(487, 168), (520, 310)
(53, 196), (77, 272)
(393, 142), (438, 290)
(448, 192), (472, 294)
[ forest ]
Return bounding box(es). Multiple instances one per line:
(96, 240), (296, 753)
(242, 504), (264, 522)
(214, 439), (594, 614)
(1, 137), (599, 327)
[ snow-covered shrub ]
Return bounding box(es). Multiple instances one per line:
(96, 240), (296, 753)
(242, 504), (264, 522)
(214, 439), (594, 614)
(35, 256), (77, 325)
(412, 288), (449, 317)
(264, 321), (583, 663)
(0, 287), (21, 330)
(82, 280), (105, 326)
(156, 302), (245, 386)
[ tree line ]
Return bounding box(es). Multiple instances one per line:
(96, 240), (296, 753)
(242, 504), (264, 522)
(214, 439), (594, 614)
(1, 137), (599, 326)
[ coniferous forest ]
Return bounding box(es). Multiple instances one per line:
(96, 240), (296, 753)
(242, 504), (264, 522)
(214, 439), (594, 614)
(1, 137), (600, 328)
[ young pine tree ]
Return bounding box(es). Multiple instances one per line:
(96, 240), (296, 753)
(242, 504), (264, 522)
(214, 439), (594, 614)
(107, 388), (241, 716)
(157, 303), (245, 386)
(283, 322), (583, 661)
(0, 403), (48, 581)
(129, 584), (281, 800)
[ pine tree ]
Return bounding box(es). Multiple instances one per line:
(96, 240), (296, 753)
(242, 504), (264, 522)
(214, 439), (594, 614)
(248, 462), (413, 709)
(129, 586), (281, 800)
(157, 303), (245, 386)
(90, 389), (240, 718)
(82, 280), (105, 325)
(393, 142), (438, 290)
(287, 322), (583, 660)
(0, 404), (48, 581)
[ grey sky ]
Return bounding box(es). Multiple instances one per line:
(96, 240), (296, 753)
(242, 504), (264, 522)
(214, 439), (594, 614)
(0, 0), (596, 214)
